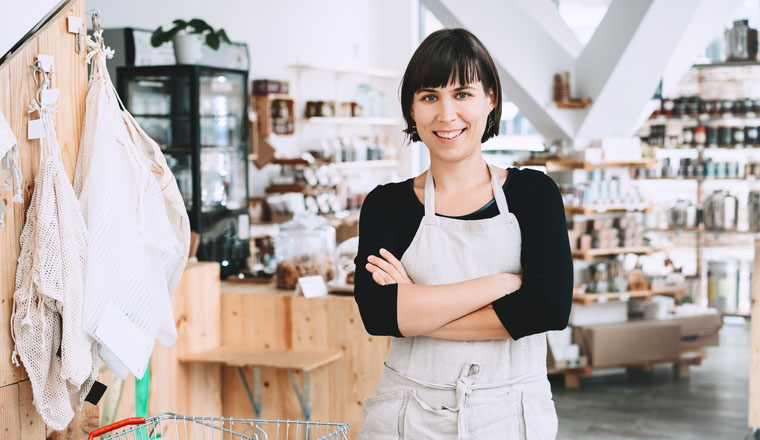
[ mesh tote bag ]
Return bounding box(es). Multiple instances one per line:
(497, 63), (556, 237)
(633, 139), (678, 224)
(11, 82), (98, 430)
(74, 32), (185, 380)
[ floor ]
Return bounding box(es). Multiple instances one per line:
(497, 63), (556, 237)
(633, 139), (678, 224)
(552, 320), (754, 440)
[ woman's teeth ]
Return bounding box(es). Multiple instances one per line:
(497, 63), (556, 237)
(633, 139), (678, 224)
(434, 129), (465, 139)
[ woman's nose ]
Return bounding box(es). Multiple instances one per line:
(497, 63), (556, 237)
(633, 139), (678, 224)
(436, 98), (458, 122)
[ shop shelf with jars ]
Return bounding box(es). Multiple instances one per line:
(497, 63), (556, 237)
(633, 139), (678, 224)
(517, 158), (658, 172)
(572, 247), (661, 261)
(572, 289), (662, 305)
(252, 93), (296, 136)
(564, 204), (655, 216)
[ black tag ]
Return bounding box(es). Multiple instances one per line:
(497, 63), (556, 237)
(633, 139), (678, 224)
(85, 381), (107, 405)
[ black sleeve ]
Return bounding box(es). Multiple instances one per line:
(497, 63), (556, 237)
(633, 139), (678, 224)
(353, 186), (404, 337)
(492, 172), (573, 340)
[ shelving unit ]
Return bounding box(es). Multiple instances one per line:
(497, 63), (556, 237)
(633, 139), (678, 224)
(572, 246), (662, 261)
(565, 204), (655, 215)
(517, 158), (658, 172)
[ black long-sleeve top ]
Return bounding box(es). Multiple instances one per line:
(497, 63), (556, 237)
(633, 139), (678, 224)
(353, 167), (573, 340)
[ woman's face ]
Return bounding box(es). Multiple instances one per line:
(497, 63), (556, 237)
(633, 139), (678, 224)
(411, 79), (494, 163)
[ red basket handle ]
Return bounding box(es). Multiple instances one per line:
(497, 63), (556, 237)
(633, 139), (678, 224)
(88, 417), (146, 440)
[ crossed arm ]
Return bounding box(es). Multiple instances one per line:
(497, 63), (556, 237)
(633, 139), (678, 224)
(365, 249), (522, 340)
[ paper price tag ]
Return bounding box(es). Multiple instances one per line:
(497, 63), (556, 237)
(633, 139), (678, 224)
(67, 16), (83, 34)
(296, 275), (328, 298)
(619, 293), (630, 302)
(27, 119), (44, 140)
(41, 89), (59, 105)
(37, 54), (54, 72)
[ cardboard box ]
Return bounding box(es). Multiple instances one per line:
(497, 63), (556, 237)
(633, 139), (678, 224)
(569, 301), (628, 326)
(665, 312), (722, 338)
(575, 320), (681, 367)
(680, 333), (719, 352)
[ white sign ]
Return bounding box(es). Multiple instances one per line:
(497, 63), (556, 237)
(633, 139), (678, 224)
(297, 275), (328, 298)
(67, 16), (83, 34)
(37, 54), (54, 72)
(41, 88), (59, 105)
(27, 119), (44, 140)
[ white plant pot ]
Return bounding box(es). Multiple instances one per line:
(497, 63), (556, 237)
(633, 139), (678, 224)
(172, 33), (204, 64)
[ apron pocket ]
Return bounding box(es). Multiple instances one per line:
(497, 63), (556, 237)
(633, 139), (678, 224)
(520, 391), (558, 440)
(466, 391), (522, 438)
(403, 391), (458, 439)
(360, 390), (405, 439)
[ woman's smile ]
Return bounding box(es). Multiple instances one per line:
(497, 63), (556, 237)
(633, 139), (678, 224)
(433, 128), (466, 140)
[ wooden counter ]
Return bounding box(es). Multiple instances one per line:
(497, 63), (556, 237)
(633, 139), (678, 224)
(218, 279), (389, 437)
(111, 264), (389, 440)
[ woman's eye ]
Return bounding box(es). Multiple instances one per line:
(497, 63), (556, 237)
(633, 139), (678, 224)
(456, 92), (470, 99)
(422, 95), (437, 102)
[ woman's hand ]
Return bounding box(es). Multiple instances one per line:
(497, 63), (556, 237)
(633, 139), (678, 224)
(366, 248), (414, 286)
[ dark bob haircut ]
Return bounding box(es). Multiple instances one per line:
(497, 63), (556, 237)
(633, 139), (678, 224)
(400, 28), (502, 144)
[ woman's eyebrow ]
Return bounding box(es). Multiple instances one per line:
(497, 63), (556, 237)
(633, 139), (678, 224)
(418, 88), (439, 93)
(454, 85), (476, 91)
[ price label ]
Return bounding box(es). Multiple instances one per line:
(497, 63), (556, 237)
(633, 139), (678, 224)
(297, 276), (328, 298)
(41, 89), (59, 105)
(37, 54), (54, 72)
(67, 16), (83, 34)
(28, 119), (44, 140)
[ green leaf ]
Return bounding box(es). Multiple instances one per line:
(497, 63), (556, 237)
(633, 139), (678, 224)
(150, 26), (164, 47)
(188, 18), (211, 34)
(206, 32), (220, 50)
(172, 19), (187, 28)
(217, 28), (231, 44)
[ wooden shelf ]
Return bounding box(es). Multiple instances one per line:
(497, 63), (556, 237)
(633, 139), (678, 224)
(573, 290), (654, 305)
(288, 63), (401, 78)
(572, 246), (660, 261)
(573, 284), (687, 304)
(517, 158), (658, 171)
(303, 117), (401, 126)
(180, 346), (343, 372)
(331, 160), (399, 170)
(565, 204), (654, 215)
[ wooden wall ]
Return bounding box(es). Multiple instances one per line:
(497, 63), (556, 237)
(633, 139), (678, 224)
(0, 0), (98, 438)
(750, 237), (760, 428)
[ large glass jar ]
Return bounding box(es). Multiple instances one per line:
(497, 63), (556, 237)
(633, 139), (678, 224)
(275, 214), (336, 289)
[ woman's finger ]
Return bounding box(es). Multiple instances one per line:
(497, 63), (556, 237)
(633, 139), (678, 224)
(367, 255), (404, 281)
(366, 263), (394, 286)
(379, 248), (412, 281)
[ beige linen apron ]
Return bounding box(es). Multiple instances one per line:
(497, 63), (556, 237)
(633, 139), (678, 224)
(359, 165), (558, 440)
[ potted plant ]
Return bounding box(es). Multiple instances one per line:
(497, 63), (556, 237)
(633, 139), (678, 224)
(151, 19), (231, 64)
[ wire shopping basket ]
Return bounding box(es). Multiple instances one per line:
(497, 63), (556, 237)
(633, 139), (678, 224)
(88, 412), (349, 440)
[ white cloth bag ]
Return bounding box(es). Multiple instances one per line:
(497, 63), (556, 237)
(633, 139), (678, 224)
(11, 100), (98, 431)
(75, 34), (186, 379)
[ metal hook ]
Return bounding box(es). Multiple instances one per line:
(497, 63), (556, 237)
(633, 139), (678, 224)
(85, 9), (101, 35)
(29, 59), (53, 109)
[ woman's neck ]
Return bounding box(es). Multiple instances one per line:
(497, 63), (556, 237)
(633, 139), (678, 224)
(428, 152), (490, 193)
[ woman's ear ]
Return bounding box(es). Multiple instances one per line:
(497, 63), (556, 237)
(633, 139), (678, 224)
(488, 88), (495, 111)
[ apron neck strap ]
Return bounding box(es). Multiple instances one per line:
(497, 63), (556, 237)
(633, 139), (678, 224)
(424, 164), (511, 222)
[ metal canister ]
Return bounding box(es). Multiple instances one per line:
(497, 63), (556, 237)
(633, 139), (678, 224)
(749, 191), (760, 231)
(745, 97), (755, 115)
(718, 126), (732, 146)
(722, 100), (735, 115)
(705, 126), (717, 146)
(733, 99), (746, 116)
(707, 260), (739, 312)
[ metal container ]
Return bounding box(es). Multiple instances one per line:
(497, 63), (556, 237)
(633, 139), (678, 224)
(703, 190), (738, 230)
(725, 19), (759, 61)
(669, 199), (699, 228)
(748, 191), (760, 231)
(707, 260), (739, 312)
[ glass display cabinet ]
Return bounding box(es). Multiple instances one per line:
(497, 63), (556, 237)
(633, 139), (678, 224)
(117, 65), (250, 278)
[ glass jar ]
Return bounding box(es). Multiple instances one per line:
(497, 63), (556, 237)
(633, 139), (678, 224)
(274, 214), (336, 289)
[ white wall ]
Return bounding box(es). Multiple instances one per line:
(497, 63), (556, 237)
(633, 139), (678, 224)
(87, 0), (421, 193)
(2, 0), (62, 58)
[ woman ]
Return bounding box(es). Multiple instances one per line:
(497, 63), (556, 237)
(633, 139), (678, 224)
(354, 28), (573, 439)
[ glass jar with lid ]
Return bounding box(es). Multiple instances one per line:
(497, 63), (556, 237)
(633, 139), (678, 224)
(274, 214), (336, 289)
